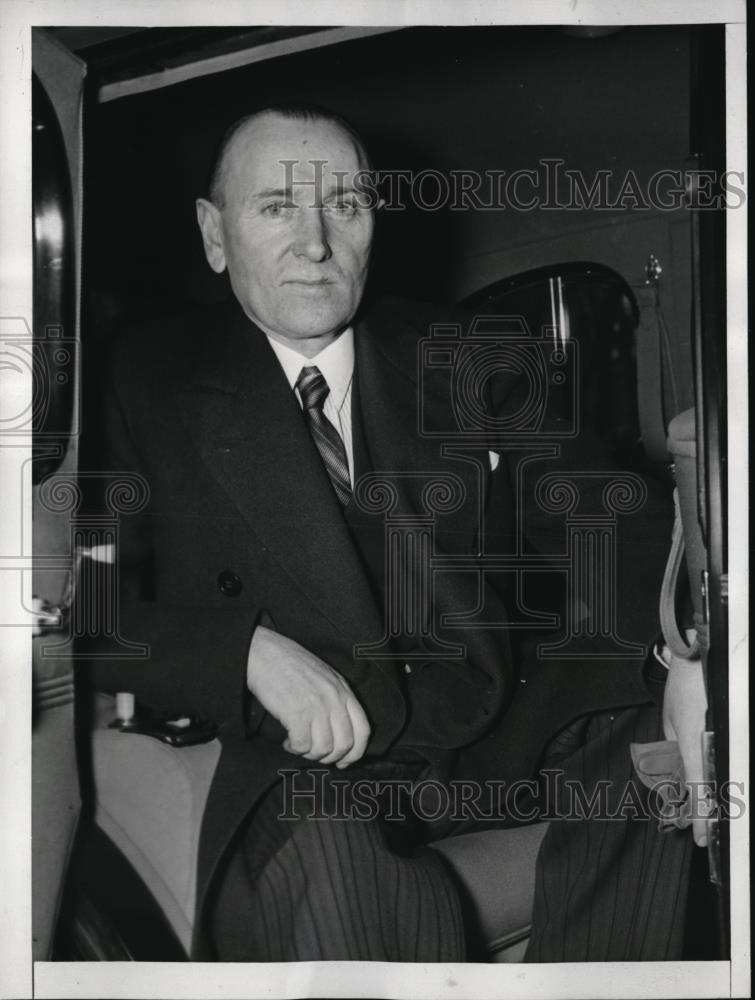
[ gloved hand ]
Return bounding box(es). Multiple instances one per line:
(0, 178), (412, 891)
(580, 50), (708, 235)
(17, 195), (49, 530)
(660, 636), (711, 847)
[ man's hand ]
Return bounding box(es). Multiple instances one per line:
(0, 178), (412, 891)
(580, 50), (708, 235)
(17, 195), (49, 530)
(246, 626), (371, 768)
(661, 633), (710, 847)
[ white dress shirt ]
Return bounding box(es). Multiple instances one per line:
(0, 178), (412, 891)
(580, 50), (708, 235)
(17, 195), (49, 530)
(266, 328), (355, 485)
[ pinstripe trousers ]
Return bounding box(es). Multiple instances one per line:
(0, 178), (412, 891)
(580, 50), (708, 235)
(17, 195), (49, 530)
(207, 702), (693, 962)
(208, 759), (467, 962)
(525, 700), (694, 961)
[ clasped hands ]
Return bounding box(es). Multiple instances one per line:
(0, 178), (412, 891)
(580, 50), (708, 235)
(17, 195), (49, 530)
(247, 625), (371, 768)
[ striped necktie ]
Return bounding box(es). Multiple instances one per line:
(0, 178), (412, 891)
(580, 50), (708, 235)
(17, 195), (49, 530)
(296, 366), (352, 506)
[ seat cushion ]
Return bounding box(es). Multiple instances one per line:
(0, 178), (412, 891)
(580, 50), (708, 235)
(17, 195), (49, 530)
(430, 822), (549, 958)
(91, 698), (220, 953)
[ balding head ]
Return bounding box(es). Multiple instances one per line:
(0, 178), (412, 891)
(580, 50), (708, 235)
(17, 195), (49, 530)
(207, 103), (373, 208)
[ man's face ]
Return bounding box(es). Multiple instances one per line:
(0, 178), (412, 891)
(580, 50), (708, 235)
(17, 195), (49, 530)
(197, 114), (375, 353)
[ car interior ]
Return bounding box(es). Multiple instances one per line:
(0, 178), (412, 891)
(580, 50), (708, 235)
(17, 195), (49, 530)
(30, 22), (731, 964)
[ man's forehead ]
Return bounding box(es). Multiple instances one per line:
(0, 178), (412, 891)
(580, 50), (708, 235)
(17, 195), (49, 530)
(226, 114), (365, 184)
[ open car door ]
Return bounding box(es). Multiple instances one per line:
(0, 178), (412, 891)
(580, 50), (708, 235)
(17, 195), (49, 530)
(29, 29), (85, 961)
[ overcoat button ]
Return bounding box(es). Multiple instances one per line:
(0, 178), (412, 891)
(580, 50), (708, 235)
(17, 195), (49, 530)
(217, 570), (242, 597)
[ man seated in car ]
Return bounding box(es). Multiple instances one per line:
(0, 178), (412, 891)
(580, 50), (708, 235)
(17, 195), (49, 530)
(90, 102), (706, 962)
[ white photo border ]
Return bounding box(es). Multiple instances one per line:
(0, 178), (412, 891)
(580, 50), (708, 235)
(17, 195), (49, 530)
(0, 2), (747, 998)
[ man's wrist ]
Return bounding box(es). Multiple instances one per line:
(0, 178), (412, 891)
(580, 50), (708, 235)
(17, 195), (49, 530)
(245, 614), (277, 737)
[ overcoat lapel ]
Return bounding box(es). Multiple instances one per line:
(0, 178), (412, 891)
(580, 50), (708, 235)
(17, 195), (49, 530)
(354, 304), (483, 544)
(176, 300), (385, 650)
(355, 303), (513, 713)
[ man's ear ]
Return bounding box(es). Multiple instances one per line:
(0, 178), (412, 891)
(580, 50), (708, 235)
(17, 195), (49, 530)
(195, 198), (227, 274)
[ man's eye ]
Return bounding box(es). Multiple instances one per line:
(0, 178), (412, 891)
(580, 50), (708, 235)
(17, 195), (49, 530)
(262, 201), (295, 218)
(325, 199), (360, 217)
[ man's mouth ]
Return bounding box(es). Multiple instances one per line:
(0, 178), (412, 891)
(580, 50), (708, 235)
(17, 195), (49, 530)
(284, 278), (333, 286)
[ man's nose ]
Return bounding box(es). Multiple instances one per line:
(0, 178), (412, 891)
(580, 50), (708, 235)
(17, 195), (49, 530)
(292, 208), (332, 262)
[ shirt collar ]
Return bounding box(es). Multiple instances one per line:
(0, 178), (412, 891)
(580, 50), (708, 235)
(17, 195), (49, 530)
(266, 328), (354, 412)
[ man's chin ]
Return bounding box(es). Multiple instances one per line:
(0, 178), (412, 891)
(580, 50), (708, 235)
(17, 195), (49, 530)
(269, 307), (355, 345)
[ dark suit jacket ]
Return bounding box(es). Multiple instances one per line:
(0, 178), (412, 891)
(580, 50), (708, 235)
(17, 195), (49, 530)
(90, 293), (670, 950)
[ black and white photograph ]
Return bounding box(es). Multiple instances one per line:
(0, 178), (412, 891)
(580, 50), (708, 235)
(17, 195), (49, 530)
(0, 2), (748, 998)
